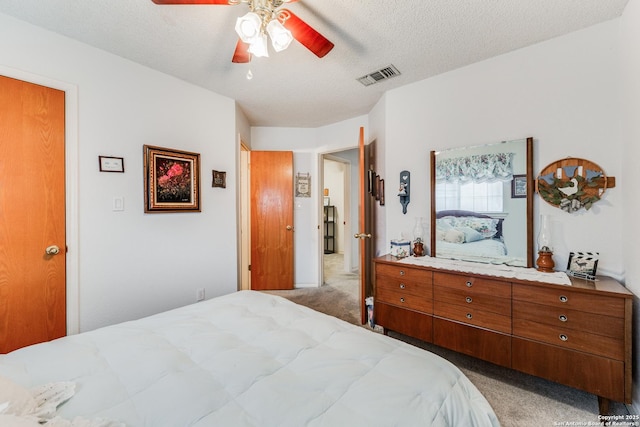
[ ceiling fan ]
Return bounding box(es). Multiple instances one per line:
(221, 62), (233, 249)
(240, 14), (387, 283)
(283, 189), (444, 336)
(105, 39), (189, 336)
(151, 0), (334, 63)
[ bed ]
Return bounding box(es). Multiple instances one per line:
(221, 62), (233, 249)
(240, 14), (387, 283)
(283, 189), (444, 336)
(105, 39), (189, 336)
(435, 210), (524, 266)
(0, 291), (499, 427)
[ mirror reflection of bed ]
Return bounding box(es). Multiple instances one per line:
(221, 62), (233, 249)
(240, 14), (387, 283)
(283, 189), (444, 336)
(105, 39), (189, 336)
(430, 138), (533, 267)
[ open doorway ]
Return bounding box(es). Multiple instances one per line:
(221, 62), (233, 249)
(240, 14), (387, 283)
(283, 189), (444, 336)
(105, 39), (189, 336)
(322, 150), (359, 287)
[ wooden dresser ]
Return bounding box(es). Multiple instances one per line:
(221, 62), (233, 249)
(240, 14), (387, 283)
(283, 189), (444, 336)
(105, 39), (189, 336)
(374, 255), (633, 413)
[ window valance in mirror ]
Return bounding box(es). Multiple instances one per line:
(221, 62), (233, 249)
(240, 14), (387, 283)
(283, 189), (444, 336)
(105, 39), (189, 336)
(435, 152), (514, 183)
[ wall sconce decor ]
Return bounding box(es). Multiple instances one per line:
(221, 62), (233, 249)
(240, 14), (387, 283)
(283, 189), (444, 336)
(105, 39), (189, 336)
(398, 170), (410, 214)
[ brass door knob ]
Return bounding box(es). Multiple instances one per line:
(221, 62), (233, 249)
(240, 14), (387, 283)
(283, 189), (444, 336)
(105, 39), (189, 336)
(354, 233), (372, 239)
(45, 245), (60, 255)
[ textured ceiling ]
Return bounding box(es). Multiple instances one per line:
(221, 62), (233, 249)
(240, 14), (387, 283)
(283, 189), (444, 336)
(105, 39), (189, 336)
(0, 0), (630, 127)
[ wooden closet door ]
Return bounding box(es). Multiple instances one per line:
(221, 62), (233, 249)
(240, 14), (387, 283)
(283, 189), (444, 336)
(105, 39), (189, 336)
(250, 150), (294, 290)
(0, 75), (66, 353)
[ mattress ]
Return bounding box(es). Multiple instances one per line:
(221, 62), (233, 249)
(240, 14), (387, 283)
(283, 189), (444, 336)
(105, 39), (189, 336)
(0, 291), (500, 426)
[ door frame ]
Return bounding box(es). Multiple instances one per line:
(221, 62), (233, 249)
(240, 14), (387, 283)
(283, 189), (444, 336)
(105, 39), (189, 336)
(321, 153), (355, 277)
(317, 149), (358, 290)
(0, 65), (80, 335)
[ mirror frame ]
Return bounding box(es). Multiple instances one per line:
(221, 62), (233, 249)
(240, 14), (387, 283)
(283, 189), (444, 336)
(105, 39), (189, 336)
(430, 137), (534, 268)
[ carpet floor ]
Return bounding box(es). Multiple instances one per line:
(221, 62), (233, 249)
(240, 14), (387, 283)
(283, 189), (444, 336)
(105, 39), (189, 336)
(264, 253), (631, 426)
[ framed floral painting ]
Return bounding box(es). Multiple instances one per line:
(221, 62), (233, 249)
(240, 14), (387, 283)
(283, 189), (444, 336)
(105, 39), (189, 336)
(144, 145), (200, 213)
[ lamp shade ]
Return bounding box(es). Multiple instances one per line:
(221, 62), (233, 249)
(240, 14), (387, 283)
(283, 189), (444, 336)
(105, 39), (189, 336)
(266, 19), (293, 52)
(537, 214), (553, 252)
(248, 33), (269, 58)
(235, 12), (262, 44)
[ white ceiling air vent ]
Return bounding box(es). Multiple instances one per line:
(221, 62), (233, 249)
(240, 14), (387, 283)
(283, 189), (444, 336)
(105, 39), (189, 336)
(357, 64), (401, 87)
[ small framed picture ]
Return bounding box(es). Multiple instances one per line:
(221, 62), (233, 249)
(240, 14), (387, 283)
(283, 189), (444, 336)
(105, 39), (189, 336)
(99, 156), (124, 173)
(567, 252), (599, 280)
(212, 170), (226, 188)
(511, 174), (527, 198)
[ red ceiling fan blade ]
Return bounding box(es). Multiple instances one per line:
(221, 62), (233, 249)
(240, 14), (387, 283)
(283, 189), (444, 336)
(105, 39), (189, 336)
(280, 9), (334, 58)
(232, 39), (251, 63)
(151, 0), (231, 4)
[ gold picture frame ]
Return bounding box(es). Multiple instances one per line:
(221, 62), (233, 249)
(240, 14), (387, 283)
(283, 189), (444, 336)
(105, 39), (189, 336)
(143, 145), (200, 213)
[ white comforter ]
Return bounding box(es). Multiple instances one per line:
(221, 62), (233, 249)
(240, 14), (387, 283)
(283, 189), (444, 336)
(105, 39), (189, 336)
(0, 291), (499, 427)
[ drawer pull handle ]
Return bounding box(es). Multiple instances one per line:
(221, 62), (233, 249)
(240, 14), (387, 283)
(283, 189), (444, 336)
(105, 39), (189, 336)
(559, 334), (568, 342)
(400, 297), (405, 303)
(466, 313), (473, 319)
(559, 315), (567, 322)
(466, 281), (472, 288)
(399, 270), (406, 276)
(399, 283), (405, 289)
(465, 297), (473, 303)
(559, 295), (568, 303)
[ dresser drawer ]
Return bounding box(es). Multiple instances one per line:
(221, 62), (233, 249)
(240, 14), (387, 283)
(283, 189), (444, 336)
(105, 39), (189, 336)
(513, 300), (624, 339)
(434, 301), (511, 334)
(513, 318), (624, 360)
(513, 285), (624, 317)
(513, 337), (626, 402)
(376, 301), (433, 342)
(376, 286), (432, 313)
(376, 263), (432, 282)
(433, 317), (511, 368)
(433, 272), (510, 298)
(434, 285), (511, 315)
(377, 275), (431, 297)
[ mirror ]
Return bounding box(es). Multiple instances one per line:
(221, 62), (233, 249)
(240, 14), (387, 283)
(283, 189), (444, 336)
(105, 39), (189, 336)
(430, 137), (533, 267)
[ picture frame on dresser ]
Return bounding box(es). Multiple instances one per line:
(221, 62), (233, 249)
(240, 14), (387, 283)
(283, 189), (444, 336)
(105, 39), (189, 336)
(567, 251), (599, 280)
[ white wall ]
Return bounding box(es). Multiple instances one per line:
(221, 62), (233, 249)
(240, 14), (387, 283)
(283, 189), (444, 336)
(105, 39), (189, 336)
(620, 0), (640, 414)
(382, 19), (624, 279)
(0, 13), (239, 332)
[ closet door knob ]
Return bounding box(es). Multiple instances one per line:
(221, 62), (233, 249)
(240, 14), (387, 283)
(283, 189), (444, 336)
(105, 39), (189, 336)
(45, 245), (60, 255)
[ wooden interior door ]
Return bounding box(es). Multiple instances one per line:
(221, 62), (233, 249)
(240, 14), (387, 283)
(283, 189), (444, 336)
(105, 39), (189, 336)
(0, 75), (66, 353)
(250, 151), (294, 290)
(355, 127), (374, 324)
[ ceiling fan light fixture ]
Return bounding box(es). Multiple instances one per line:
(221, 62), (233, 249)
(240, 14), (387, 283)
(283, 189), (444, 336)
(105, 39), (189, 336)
(235, 12), (262, 44)
(266, 19), (292, 52)
(248, 33), (269, 58)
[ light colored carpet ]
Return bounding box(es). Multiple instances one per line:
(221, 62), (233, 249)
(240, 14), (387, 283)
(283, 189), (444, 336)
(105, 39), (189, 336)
(265, 253), (631, 426)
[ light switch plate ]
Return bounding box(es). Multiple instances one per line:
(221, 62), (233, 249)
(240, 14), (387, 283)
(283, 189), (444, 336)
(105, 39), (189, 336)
(113, 197), (124, 211)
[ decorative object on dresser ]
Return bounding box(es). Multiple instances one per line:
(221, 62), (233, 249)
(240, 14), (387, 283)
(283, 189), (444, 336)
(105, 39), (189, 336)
(536, 214), (555, 272)
(567, 252), (599, 280)
(413, 216), (426, 257)
(536, 157), (616, 212)
(430, 137), (534, 268)
(373, 255), (633, 415)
